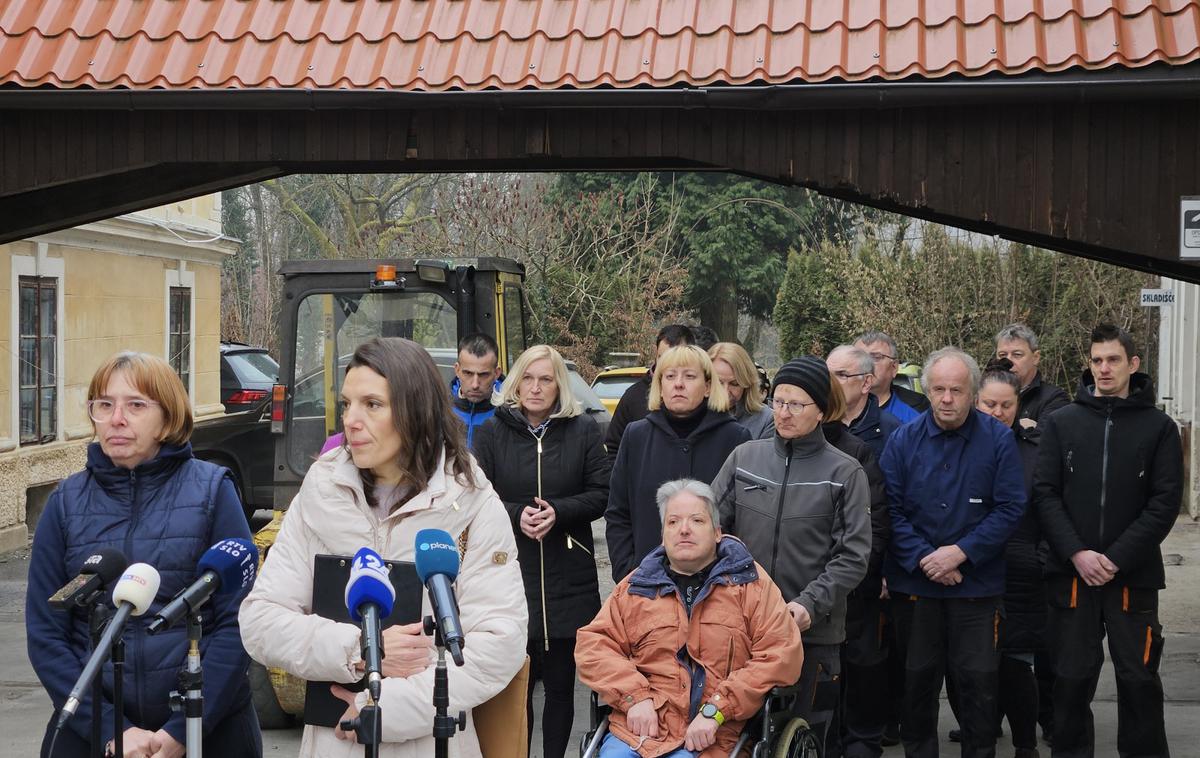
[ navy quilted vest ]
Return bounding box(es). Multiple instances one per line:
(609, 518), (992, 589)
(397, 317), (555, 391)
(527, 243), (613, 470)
(53, 442), (236, 730)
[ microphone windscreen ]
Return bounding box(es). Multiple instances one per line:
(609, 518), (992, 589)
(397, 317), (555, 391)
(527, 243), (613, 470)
(345, 547), (395, 622)
(196, 538), (259, 595)
(414, 529), (459, 584)
(112, 563), (161, 616)
(80, 547), (128, 585)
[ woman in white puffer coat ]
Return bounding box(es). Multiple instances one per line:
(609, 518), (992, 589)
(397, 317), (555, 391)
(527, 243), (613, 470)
(240, 337), (527, 758)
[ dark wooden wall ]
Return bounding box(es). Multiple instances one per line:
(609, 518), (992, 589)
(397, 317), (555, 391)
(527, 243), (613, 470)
(3, 100), (1199, 281)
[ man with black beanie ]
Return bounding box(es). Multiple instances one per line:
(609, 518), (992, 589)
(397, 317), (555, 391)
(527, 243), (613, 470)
(712, 356), (872, 757)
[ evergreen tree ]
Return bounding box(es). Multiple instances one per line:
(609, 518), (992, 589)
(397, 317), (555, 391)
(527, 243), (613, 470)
(773, 244), (848, 360)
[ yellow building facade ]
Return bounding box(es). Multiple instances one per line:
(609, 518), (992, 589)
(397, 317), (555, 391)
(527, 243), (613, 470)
(0, 195), (235, 552)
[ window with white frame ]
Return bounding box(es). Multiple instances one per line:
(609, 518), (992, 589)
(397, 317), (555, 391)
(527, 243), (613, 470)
(18, 276), (57, 445)
(168, 285), (191, 391)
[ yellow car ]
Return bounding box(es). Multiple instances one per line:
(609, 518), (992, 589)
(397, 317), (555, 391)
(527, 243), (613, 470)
(591, 366), (647, 415)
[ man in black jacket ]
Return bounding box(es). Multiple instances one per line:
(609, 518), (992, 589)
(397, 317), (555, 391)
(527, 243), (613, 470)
(1034, 324), (1181, 758)
(603, 324), (694, 459)
(994, 322), (1069, 742)
(995, 323), (1070, 442)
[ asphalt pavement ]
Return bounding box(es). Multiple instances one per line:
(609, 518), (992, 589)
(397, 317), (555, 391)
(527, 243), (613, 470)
(2, 515), (1198, 757)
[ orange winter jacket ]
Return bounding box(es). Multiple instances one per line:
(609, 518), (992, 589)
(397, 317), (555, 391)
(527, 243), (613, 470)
(575, 537), (803, 758)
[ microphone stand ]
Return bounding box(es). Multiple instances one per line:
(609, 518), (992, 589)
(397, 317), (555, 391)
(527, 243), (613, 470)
(340, 696), (382, 758)
(339, 692), (382, 758)
(86, 603), (111, 758)
(169, 613), (204, 758)
(423, 616), (465, 758)
(340, 618), (383, 758)
(111, 633), (125, 758)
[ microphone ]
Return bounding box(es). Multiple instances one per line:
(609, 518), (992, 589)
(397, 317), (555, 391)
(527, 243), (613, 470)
(147, 538), (258, 635)
(48, 548), (128, 611)
(56, 563), (160, 730)
(345, 547), (395, 702)
(414, 529), (466, 666)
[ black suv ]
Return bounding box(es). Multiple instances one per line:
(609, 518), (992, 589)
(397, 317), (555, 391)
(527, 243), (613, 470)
(220, 342), (278, 412)
(189, 342), (279, 522)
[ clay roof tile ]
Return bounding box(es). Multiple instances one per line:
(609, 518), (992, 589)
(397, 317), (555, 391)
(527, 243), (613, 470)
(2, 0), (1198, 92)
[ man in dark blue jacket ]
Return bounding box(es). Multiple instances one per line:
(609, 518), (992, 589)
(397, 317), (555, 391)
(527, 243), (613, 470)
(828, 344), (902, 460)
(880, 347), (1026, 758)
(449, 333), (502, 448)
(1034, 325), (1180, 758)
(854, 331), (930, 424)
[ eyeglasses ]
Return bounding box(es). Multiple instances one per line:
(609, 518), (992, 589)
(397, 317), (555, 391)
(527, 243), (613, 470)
(832, 371), (870, 380)
(868, 352), (897, 363)
(769, 398), (816, 414)
(87, 398), (159, 422)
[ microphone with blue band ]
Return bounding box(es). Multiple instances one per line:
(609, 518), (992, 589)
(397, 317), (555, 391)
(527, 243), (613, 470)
(345, 547), (395, 702)
(147, 538), (258, 635)
(414, 529), (466, 667)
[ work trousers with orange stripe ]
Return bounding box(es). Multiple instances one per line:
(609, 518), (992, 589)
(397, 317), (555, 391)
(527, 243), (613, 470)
(891, 594), (1002, 758)
(1047, 577), (1168, 758)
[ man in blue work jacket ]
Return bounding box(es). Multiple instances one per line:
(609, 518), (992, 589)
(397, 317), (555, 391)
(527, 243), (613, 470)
(880, 347), (1026, 758)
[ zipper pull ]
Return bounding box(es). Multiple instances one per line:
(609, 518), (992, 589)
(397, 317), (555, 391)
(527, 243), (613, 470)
(567, 535), (573, 550)
(537, 438), (543, 455)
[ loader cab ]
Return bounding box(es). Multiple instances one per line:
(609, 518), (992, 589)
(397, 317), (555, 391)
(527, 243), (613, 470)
(270, 257), (527, 508)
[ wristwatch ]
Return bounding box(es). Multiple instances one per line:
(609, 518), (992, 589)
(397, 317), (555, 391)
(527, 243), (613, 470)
(700, 702), (725, 725)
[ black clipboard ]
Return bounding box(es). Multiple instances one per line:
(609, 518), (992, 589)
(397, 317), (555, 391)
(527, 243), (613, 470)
(303, 553), (424, 727)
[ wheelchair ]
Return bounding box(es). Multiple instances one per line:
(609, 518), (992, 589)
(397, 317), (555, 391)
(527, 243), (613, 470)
(579, 685), (821, 758)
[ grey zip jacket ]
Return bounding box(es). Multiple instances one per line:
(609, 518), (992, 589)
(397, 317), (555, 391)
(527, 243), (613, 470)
(712, 426), (872, 645)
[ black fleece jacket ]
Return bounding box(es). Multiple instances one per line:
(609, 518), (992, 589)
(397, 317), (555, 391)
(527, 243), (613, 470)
(1033, 372), (1182, 589)
(604, 407), (750, 582)
(1016, 371), (1070, 444)
(823, 421), (890, 594)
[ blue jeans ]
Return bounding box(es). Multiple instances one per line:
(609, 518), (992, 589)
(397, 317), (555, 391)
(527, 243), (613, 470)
(598, 732), (696, 758)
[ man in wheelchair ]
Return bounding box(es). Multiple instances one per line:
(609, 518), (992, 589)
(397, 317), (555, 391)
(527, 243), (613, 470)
(576, 479), (803, 757)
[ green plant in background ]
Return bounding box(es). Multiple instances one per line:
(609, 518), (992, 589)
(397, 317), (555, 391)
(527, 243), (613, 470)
(774, 222), (1158, 391)
(774, 243), (850, 360)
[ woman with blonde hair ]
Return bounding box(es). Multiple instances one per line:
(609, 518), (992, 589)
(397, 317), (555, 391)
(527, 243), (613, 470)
(709, 342), (774, 439)
(604, 345), (750, 581)
(473, 345), (609, 758)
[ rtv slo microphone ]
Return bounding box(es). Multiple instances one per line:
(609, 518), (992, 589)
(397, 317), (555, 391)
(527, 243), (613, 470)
(48, 548), (128, 611)
(414, 529), (466, 666)
(56, 563), (161, 730)
(345, 547), (396, 702)
(147, 538), (258, 635)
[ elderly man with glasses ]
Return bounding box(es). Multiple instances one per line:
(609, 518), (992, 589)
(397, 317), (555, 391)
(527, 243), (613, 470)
(827, 344), (902, 460)
(853, 331), (929, 424)
(712, 356), (872, 757)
